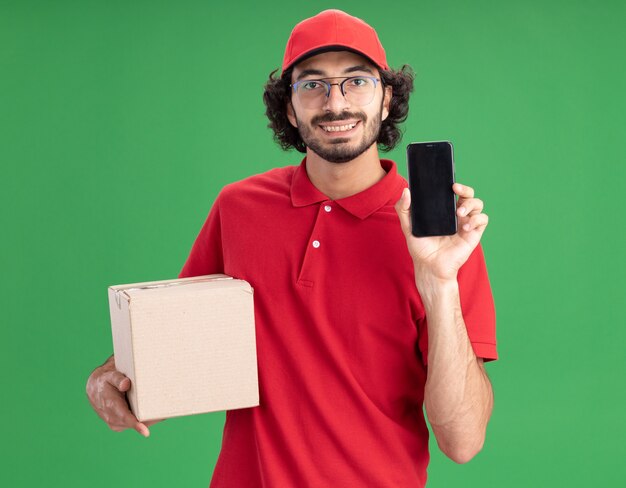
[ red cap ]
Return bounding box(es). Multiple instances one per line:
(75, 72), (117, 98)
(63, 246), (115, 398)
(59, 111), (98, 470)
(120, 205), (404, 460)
(281, 9), (389, 74)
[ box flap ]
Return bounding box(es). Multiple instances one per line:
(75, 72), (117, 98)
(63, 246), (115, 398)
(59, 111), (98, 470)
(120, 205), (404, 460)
(108, 274), (238, 309)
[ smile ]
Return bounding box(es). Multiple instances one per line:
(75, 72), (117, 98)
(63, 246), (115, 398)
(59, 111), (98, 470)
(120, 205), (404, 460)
(318, 121), (360, 133)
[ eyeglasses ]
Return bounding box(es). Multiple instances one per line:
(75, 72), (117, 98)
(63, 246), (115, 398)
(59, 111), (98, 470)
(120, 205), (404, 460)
(290, 76), (381, 109)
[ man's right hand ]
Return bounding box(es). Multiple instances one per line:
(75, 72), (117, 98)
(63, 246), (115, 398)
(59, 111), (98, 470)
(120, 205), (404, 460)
(86, 355), (156, 437)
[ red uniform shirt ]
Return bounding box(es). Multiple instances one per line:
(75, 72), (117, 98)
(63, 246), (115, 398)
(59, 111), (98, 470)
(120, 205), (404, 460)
(180, 158), (497, 487)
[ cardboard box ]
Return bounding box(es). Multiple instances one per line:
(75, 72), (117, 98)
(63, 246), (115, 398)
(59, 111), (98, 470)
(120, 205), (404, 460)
(108, 274), (259, 421)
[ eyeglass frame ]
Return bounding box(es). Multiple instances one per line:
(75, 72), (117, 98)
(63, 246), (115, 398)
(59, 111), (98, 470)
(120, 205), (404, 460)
(290, 76), (382, 106)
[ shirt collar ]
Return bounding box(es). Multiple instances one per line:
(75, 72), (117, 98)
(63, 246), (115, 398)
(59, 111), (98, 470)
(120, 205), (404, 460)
(290, 157), (407, 220)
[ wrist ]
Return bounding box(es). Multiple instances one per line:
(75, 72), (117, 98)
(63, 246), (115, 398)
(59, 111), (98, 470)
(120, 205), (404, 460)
(414, 271), (459, 310)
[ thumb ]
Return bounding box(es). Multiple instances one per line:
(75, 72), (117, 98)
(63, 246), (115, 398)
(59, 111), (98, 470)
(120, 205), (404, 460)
(394, 187), (412, 237)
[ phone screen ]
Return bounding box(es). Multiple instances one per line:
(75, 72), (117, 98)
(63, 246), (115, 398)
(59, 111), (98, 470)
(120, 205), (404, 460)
(406, 141), (457, 237)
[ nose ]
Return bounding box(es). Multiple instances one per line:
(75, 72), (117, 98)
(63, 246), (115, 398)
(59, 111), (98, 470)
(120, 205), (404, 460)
(323, 82), (350, 112)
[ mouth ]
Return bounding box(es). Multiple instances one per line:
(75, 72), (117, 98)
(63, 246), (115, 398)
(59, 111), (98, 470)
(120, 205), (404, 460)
(318, 120), (361, 135)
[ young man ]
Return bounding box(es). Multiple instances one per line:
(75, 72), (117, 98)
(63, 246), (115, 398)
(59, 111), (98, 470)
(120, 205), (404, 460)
(87, 9), (497, 487)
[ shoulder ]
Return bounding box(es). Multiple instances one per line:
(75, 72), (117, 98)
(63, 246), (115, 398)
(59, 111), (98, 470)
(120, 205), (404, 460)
(218, 165), (297, 203)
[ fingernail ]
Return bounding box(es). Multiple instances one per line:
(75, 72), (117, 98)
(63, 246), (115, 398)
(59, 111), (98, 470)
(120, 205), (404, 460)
(459, 207), (466, 216)
(463, 223), (470, 231)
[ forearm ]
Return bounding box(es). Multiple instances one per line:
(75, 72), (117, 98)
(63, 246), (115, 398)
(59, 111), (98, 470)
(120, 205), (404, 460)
(418, 274), (493, 463)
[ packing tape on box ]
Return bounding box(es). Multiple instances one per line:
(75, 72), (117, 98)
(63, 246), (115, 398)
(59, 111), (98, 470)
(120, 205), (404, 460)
(113, 275), (235, 309)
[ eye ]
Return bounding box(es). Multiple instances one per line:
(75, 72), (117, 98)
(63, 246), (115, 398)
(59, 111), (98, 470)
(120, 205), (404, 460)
(348, 77), (370, 87)
(301, 81), (323, 91)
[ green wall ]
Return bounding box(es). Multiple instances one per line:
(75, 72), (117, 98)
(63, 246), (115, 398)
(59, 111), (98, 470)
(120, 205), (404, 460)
(2, 0), (624, 486)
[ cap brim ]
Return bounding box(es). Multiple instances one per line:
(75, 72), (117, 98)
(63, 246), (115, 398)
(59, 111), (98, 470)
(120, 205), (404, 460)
(283, 45), (386, 74)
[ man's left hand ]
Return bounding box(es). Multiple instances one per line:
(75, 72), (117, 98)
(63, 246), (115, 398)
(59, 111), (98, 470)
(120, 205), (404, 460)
(394, 183), (489, 281)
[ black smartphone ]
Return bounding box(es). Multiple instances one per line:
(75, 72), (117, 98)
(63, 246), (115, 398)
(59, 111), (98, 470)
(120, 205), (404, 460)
(406, 141), (457, 237)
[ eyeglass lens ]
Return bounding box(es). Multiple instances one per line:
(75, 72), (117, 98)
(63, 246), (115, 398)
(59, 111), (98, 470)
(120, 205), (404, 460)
(294, 77), (378, 108)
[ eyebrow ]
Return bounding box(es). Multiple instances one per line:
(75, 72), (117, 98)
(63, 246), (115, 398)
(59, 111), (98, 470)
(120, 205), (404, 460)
(344, 65), (375, 75)
(294, 65), (375, 81)
(295, 69), (325, 81)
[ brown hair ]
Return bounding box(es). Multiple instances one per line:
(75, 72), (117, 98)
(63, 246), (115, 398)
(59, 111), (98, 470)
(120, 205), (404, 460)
(262, 65), (415, 153)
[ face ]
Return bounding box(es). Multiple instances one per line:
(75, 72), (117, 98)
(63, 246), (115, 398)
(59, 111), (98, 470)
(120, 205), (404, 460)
(287, 51), (392, 164)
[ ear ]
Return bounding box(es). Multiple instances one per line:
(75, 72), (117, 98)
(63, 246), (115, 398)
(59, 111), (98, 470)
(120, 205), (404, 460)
(286, 101), (298, 128)
(382, 85), (392, 122)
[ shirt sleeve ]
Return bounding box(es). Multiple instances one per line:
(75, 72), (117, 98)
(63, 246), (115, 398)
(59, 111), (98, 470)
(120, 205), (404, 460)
(417, 242), (498, 364)
(178, 195), (225, 279)
(457, 243), (498, 361)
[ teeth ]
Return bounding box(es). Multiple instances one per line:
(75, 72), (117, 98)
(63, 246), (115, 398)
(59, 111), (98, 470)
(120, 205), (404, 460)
(321, 123), (357, 132)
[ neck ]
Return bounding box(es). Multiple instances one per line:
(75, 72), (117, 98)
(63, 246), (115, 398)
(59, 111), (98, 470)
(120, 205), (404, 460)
(304, 144), (387, 200)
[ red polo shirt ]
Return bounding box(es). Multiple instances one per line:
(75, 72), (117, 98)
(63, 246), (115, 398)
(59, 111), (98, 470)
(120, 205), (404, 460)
(180, 158), (497, 487)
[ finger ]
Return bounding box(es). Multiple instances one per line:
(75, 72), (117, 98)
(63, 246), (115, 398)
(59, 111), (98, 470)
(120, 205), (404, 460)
(96, 380), (138, 429)
(457, 198), (484, 217)
(107, 397), (147, 436)
(103, 391), (136, 426)
(104, 370), (131, 392)
(134, 422), (150, 438)
(453, 182), (474, 199)
(135, 416), (167, 437)
(461, 213), (489, 232)
(394, 188), (412, 237)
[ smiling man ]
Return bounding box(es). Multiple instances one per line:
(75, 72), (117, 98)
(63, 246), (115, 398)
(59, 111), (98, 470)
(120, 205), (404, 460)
(287, 53), (388, 164)
(87, 9), (497, 487)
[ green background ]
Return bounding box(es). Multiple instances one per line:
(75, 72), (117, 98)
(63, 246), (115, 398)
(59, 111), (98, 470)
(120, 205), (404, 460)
(2, 0), (624, 486)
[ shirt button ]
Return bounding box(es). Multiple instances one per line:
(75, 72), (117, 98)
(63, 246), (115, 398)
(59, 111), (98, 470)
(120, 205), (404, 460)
(324, 205), (332, 213)
(312, 240), (320, 248)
